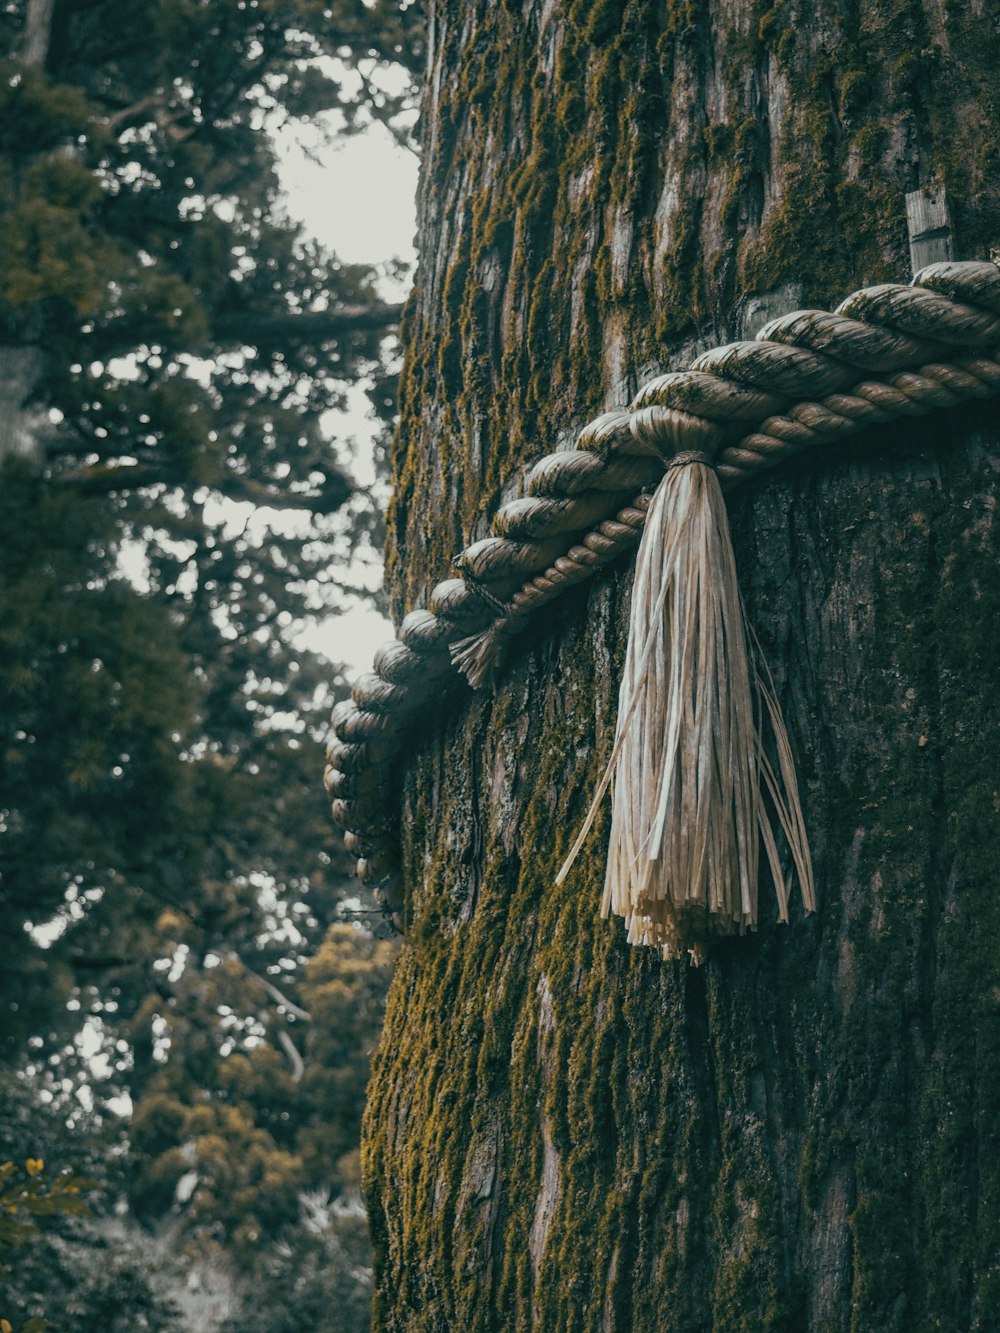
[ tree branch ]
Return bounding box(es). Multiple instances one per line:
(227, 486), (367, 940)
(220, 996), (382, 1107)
(277, 1029), (305, 1083)
(240, 962), (311, 1023)
(53, 462), (351, 513)
(104, 93), (164, 132)
(68, 954), (131, 971)
(211, 303), (404, 349)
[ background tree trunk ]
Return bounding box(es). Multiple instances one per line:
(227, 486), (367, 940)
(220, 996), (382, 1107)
(0, 345), (46, 464)
(364, 3), (1000, 1329)
(22, 0), (53, 67)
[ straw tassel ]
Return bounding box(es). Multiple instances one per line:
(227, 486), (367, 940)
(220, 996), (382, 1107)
(450, 622), (505, 689)
(557, 452), (814, 961)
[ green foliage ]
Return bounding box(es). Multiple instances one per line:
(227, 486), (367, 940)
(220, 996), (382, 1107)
(0, 0), (415, 1032)
(127, 925), (396, 1264)
(0, 156), (111, 313)
(0, 459), (194, 1052)
(0, 61), (96, 153)
(0, 1075), (184, 1331)
(0, 1158), (92, 1256)
(220, 1204), (375, 1333)
(1, 1218), (185, 1333)
(0, 1), (416, 516)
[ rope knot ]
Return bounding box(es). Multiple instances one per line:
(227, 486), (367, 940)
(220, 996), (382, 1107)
(665, 450), (714, 470)
(628, 404), (724, 463)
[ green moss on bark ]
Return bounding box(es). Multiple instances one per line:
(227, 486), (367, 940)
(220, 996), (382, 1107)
(369, 0), (1000, 1325)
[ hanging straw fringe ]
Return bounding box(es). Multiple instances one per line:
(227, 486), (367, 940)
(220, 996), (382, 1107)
(555, 454), (814, 960)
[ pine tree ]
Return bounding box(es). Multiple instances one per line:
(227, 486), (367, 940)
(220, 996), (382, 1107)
(0, 0), (414, 1046)
(0, 1), (420, 1325)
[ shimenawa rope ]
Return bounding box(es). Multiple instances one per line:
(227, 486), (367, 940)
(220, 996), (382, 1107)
(324, 260), (1000, 952)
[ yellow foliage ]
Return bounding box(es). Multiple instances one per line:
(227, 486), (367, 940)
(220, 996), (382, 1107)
(155, 909), (187, 938)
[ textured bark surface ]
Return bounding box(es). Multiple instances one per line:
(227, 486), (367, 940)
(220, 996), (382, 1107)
(364, 3), (1000, 1329)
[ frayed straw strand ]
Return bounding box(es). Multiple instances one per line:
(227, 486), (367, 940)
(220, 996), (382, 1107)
(450, 625), (504, 689)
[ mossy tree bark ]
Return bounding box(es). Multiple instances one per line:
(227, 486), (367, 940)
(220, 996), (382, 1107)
(365, 3), (1000, 1329)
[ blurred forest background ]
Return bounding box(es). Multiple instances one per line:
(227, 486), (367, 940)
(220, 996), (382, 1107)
(0, 1), (422, 1327)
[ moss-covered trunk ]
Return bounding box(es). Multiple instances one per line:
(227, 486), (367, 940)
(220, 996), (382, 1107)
(364, 3), (1000, 1329)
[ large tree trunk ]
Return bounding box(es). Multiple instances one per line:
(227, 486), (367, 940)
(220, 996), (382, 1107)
(364, 4), (1000, 1329)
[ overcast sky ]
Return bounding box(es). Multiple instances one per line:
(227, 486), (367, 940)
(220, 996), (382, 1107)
(278, 118), (418, 283)
(275, 118), (419, 676)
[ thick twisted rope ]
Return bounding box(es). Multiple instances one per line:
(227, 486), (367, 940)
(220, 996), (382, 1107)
(324, 261), (1000, 920)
